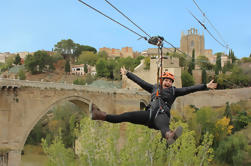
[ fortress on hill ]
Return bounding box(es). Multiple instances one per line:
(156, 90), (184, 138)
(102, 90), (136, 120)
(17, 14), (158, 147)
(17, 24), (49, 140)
(142, 28), (225, 65)
(119, 28), (230, 89)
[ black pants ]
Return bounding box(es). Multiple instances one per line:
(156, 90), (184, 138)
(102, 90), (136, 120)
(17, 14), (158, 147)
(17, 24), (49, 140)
(105, 110), (170, 138)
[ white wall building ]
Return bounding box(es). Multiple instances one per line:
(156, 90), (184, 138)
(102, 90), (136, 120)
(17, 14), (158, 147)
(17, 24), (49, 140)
(71, 64), (85, 76)
(0, 52), (11, 63)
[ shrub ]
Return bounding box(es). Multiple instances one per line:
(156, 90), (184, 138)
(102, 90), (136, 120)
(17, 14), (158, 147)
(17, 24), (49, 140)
(215, 134), (248, 166)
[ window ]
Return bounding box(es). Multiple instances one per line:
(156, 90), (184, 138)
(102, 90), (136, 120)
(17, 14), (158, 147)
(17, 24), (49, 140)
(190, 40), (194, 48)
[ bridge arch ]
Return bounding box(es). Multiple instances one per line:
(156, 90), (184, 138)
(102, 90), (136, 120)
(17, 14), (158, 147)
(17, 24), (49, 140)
(140, 99), (148, 110)
(20, 95), (93, 149)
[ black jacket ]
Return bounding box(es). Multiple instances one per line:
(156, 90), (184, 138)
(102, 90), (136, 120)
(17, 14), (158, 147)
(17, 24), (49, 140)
(126, 72), (207, 112)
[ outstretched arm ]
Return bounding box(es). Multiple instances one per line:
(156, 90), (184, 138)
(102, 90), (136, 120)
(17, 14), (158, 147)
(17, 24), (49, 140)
(206, 80), (217, 89)
(175, 80), (217, 97)
(121, 66), (154, 93)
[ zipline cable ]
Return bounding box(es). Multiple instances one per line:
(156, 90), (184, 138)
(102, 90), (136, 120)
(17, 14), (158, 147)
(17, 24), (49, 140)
(104, 0), (186, 55)
(187, 9), (228, 49)
(104, 0), (151, 38)
(78, 0), (147, 41)
(192, 0), (228, 47)
(103, 0), (176, 54)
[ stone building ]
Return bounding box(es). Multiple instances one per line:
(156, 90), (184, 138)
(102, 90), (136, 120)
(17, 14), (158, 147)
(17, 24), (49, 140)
(180, 28), (204, 58)
(180, 28), (231, 68)
(99, 46), (133, 58)
(0, 52), (11, 63)
(71, 64), (85, 76)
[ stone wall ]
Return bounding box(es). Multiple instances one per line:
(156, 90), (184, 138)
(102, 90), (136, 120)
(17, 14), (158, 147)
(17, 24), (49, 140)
(192, 69), (202, 84)
(99, 47), (133, 58)
(174, 87), (251, 112)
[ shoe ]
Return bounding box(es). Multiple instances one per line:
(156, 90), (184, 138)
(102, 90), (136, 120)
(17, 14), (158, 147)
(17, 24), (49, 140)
(165, 126), (183, 145)
(90, 103), (106, 120)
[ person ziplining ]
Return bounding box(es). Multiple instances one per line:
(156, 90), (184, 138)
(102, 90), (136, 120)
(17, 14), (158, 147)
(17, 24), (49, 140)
(90, 67), (217, 145)
(78, 0), (218, 145)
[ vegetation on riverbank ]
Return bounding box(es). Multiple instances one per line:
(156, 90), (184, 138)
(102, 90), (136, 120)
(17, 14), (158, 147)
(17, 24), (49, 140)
(24, 99), (251, 166)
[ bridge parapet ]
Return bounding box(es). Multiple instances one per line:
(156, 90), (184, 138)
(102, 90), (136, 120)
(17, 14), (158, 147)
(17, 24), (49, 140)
(0, 78), (148, 96)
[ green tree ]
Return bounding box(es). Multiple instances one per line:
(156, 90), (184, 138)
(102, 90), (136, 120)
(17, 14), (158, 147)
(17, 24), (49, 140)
(65, 60), (70, 74)
(215, 134), (248, 166)
(197, 56), (213, 70)
(96, 59), (107, 77)
(97, 51), (108, 59)
(26, 120), (46, 145)
(42, 133), (75, 166)
(222, 60), (233, 73)
(113, 64), (122, 80)
(73, 74), (95, 85)
(18, 69), (26, 80)
(224, 102), (232, 124)
(229, 49), (237, 64)
(192, 49), (195, 68)
(24, 51), (54, 74)
(165, 122), (214, 166)
(188, 50), (195, 74)
(73, 78), (85, 85)
(14, 54), (21, 65)
(54, 39), (77, 60)
(24, 54), (36, 74)
(170, 52), (188, 68)
(106, 59), (115, 79)
(233, 111), (249, 132)
(84, 63), (88, 74)
(215, 53), (222, 75)
(188, 107), (216, 143)
(202, 69), (207, 84)
(77, 51), (97, 66)
(181, 71), (194, 87)
(74, 45), (97, 61)
(77, 117), (120, 166)
(75, 118), (214, 166)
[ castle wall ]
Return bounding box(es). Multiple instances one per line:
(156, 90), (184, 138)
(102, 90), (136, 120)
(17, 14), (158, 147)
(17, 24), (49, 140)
(99, 47), (133, 58)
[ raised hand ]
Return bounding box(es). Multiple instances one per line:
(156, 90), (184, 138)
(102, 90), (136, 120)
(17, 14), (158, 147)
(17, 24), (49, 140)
(206, 80), (217, 89)
(120, 66), (128, 75)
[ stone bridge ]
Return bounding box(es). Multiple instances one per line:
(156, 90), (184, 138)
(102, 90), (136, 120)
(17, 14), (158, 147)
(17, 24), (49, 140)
(0, 79), (150, 166)
(0, 78), (251, 166)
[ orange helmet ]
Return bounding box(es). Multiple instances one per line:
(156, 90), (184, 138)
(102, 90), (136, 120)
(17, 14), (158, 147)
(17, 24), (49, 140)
(160, 71), (175, 82)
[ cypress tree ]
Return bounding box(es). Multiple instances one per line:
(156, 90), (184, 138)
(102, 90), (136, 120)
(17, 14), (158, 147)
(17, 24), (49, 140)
(65, 60), (70, 74)
(202, 69), (207, 84)
(224, 102), (232, 124)
(229, 49), (236, 64)
(215, 53), (222, 75)
(14, 54), (21, 65)
(84, 63), (88, 74)
(192, 49), (195, 70)
(188, 49), (195, 75)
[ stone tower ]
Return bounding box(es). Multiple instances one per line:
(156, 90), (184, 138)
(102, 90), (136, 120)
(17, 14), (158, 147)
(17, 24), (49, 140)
(180, 28), (205, 58)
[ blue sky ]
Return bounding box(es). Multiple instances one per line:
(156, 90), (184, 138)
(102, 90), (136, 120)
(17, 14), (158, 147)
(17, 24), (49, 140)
(1, 0), (250, 58)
